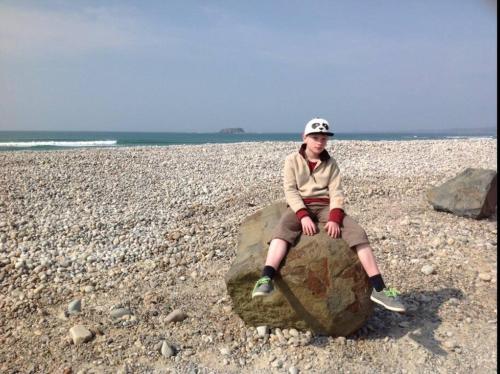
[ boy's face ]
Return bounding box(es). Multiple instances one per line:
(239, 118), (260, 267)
(303, 133), (329, 154)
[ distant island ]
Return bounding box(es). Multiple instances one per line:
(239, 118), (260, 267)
(219, 128), (245, 134)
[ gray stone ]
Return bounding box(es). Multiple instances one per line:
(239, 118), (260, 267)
(225, 202), (373, 337)
(68, 299), (82, 315)
(426, 168), (497, 219)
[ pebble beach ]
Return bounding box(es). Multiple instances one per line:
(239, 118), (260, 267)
(0, 139), (497, 373)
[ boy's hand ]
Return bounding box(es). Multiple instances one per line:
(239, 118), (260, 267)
(325, 221), (341, 238)
(301, 216), (317, 236)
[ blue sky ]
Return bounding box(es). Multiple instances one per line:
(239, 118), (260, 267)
(0, 1), (497, 132)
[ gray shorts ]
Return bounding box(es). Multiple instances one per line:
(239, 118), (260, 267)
(271, 204), (369, 248)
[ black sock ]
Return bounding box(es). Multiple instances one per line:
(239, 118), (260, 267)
(262, 265), (276, 279)
(369, 274), (386, 292)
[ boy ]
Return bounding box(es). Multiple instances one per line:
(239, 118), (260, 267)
(251, 117), (405, 313)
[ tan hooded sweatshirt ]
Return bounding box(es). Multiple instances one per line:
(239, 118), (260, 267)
(283, 144), (345, 213)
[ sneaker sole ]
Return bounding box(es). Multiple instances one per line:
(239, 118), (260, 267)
(370, 295), (406, 313)
(251, 291), (273, 298)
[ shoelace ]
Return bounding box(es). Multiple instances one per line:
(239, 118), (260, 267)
(255, 277), (270, 287)
(384, 288), (400, 298)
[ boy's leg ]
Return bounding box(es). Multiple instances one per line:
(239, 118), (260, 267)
(354, 243), (381, 277)
(264, 238), (289, 270)
(252, 208), (302, 298)
(340, 216), (406, 313)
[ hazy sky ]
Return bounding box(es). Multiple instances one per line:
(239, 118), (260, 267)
(0, 1), (497, 133)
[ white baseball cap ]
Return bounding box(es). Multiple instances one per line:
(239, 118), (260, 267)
(304, 118), (334, 136)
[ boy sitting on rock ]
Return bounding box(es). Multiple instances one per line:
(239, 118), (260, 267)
(251, 117), (405, 313)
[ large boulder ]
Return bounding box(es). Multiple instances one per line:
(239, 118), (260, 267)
(426, 168), (497, 219)
(225, 201), (373, 337)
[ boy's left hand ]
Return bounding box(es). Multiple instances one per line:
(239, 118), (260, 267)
(324, 221), (341, 238)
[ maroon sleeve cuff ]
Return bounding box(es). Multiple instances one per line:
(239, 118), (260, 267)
(328, 208), (345, 225)
(295, 209), (309, 221)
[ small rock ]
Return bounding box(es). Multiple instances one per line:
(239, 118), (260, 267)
(58, 310), (69, 320)
(272, 360), (283, 368)
(443, 340), (458, 349)
(430, 237), (442, 248)
(256, 326), (269, 337)
(68, 299), (82, 315)
(421, 265), (435, 275)
(478, 273), (492, 282)
(289, 367), (300, 374)
(110, 308), (132, 320)
(398, 321), (410, 328)
(400, 217), (410, 226)
(69, 325), (93, 345)
(165, 309), (187, 323)
(83, 285), (94, 293)
(289, 328), (299, 337)
(161, 341), (175, 358)
(219, 346), (231, 356)
(335, 336), (346, 345)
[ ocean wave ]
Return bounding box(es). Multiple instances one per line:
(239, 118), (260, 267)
(0, 140), (117, 148)
(444, 136), (495, 140)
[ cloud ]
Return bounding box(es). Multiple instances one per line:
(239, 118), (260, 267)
(0, 4), (167, 58)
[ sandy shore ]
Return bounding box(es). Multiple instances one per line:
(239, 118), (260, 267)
(0, 139), (497, 373)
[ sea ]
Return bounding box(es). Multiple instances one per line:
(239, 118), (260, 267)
(0, 130), (496, 152)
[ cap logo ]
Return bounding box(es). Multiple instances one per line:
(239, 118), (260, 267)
(311, 122), (329, 131)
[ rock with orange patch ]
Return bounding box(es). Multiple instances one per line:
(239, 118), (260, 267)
(225, 201), (373, 337)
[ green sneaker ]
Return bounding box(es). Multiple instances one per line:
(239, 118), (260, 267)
(251, 276), (274, 298)
(370, 287), (406, 313)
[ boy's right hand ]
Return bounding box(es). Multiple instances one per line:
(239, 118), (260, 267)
(301, 216), (317, 236)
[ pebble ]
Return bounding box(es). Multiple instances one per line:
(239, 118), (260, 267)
(110, 308), (133, 320)
(335, 336), (346, 345)
(272, 359), (283, 368)
(165, 309), (187, 323)
(160, 341), (175, 358)
(289, 367), (300, 374)
(219, 346), (231, 356)
(430, 237), (442, 248)
(443, 340), (458, 349)
(83, 286), (94, 293)
(289, 328), (299, 337)
(69, 325), (93, 345)
(421, 265), (435, 275)
(67, 299), (82, 315)
(478, 273), (492, 282)
(256, 326), (269, 337)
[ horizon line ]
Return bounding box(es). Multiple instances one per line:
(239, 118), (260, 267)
(0, 127), (497, 135)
